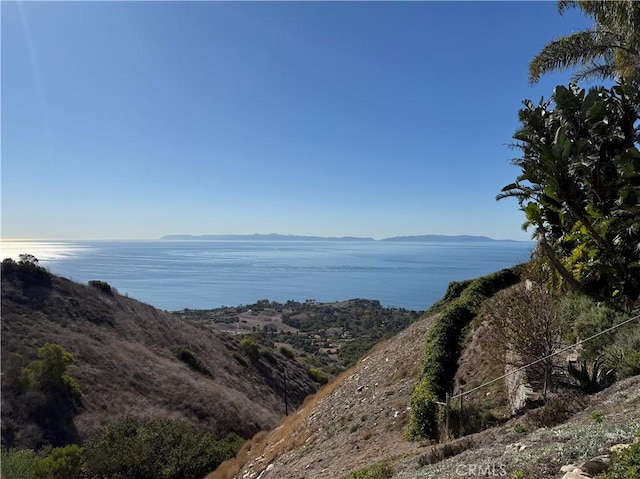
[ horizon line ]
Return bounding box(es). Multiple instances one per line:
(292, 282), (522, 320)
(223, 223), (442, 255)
(1, 233), (533, 243)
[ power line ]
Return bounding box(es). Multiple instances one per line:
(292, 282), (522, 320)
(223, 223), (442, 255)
(450, 311), (640, 401)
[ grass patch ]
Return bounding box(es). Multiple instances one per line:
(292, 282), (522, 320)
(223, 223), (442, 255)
(341, 460), (394, 479)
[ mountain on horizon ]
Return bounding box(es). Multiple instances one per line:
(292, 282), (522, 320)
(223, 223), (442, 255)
(161, 233), (520, 242)
(381, 234), (518, 242)
(160, 233), (376, 241)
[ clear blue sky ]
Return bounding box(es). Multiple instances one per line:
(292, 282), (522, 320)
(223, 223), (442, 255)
(2, 1), (592, 240)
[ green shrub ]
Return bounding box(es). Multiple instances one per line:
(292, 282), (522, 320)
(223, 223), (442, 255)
(342, 460), (394, 479)
(2, 344), (82, 448)
(240, 336), (260, 362)
(592, 410), (605, 424)
(560, 294), (623, 359)
(561, 293), (640, 379)
(39, 445), (84, 479)
(439, 280), (473, 304)
(83, 418), (244, 479)
(0, 449), (44, 479)
(88, 280), (113, 296)
(423, 267), (522, 399)
(605, 320), (640, 378)
(514, 423), (526, 433)
(308, 368), (328, 384)
(28, 343), (82, 405)
(171, 346), (213, 377)
(2, 256), (52, 289)
(406, 378), (440, 441)
(598, 442), (640, 479)
(421, 302), (474, 399)
(0, 446), (84, 479)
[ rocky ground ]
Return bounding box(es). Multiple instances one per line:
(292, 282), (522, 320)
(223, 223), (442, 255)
(393, 375), (639, 478)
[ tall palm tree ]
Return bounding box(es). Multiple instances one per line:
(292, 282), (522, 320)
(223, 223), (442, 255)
(529, 0), (640, 83)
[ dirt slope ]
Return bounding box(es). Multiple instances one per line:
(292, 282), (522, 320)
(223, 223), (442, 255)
(231, 312), (438, 479)
(224, 307), (639, 479)
(1, 266), (317, 447)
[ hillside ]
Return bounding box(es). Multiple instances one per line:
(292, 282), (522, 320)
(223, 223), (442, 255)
(0, 260), (319, 448)
(220, 312), (438, 479)
(208, 271), (640, 479)
(224, 328), (639, 479)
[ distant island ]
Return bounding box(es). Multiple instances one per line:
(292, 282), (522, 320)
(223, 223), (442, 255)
(160, 233), (521, 242)
(380, 234), (518, 242)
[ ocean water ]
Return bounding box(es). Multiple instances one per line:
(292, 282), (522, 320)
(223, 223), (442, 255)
(0, 240), (534, 311)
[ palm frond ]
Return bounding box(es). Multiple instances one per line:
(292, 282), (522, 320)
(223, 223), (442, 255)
(573, 63), (617, 83)
(533, 1), (640, 83)
(529, 31), (605, 84)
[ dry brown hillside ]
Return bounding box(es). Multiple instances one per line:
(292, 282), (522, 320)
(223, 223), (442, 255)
(1, 262), (318, 448)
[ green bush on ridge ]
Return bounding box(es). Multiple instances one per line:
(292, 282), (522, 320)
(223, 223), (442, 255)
(88, 280), (113, 296)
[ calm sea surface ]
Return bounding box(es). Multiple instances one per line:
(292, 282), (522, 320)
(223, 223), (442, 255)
(1, 240), (534, 311)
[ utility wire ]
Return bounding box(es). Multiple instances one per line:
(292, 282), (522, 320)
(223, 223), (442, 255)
(450, 311), (640, 401)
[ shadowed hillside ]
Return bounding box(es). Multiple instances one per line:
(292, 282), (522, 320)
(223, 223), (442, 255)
(1, 259), (318, 449)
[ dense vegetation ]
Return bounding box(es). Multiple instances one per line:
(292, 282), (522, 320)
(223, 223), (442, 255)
(341, 460), (395, 479)
(599, 442), (640, 479)
(2, 343), (82, 449)
(1, 418), (244, 479)
(497, 80), (640, 304)
(500, 1), (640, 306)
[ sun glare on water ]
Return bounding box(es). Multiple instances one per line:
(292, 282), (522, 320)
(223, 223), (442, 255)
(0, 240), (87, 262)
